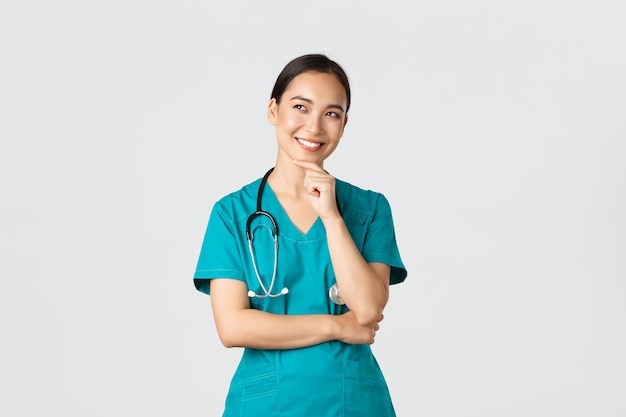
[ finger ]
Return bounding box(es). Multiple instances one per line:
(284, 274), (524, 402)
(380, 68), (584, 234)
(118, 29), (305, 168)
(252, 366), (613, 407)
(307, 187), (321, 197)
(292, 159), (325, 172)
(304, 178), (332, 195)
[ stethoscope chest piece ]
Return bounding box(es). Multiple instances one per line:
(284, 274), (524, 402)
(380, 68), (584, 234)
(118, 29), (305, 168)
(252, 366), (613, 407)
(329, 283), (345, 305)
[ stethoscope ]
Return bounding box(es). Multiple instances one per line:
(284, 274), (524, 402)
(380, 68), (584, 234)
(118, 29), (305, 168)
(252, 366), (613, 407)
(246, 167), (345, 305)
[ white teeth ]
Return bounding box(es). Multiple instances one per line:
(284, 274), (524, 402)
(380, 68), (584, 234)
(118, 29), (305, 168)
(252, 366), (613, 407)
(297, 138), (321, 149)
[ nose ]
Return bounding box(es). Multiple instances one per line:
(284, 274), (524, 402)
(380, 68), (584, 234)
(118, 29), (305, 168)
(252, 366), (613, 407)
(304, 114), (323, 135)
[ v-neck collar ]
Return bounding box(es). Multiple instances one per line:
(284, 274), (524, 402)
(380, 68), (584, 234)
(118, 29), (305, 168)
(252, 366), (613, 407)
(263, 182), (325, 241)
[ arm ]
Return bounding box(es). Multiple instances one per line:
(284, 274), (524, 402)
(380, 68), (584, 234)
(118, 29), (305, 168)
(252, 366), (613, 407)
(292, 160), (391, 326)
(210, 278), (381, 349)
(324, 217), (391, 325)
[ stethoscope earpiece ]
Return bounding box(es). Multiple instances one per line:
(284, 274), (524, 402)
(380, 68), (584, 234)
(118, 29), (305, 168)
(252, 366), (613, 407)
(247, 287), (289, 299)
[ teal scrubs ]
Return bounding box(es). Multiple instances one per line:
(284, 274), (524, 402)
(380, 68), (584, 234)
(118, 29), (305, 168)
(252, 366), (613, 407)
(194, 176), (407, 417)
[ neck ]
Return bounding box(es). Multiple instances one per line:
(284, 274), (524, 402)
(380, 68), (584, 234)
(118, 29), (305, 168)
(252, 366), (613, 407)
(268, 159), (322, 197)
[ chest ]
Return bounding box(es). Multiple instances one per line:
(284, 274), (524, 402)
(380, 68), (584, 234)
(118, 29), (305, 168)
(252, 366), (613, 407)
(274, 194), (319, 235)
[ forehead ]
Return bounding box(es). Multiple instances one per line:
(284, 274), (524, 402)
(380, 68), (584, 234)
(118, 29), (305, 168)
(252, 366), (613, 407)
(283, 71), (347, 104)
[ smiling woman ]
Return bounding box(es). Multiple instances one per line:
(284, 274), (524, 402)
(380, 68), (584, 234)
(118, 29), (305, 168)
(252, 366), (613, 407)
(193, 54), (408, 417)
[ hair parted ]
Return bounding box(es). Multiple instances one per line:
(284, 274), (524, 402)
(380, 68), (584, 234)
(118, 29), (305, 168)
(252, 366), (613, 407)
(270, 54), (351, 113)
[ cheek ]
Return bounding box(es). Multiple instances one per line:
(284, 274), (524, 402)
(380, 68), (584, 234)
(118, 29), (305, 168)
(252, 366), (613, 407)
(277, 112), (302, 130)
(327, 121), (345, 137)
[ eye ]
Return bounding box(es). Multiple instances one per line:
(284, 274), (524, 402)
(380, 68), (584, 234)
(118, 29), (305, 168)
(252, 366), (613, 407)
(326, 111), (340, 118)
(294, 104), (307, 111)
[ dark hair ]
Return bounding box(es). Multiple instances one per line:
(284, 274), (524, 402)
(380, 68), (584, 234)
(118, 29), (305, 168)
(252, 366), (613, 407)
(270, 54), (351, 113)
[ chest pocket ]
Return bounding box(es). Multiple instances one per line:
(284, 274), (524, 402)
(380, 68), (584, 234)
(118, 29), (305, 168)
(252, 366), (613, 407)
(343, 209), (372, 251)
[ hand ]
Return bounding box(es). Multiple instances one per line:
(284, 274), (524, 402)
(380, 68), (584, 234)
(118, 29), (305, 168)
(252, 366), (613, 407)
(335, 311), (384, 345)
(291, 159), (340, 219)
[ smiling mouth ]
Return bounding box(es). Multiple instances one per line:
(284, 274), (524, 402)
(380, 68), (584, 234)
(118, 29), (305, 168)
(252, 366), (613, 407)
(296, 137), (322, 150)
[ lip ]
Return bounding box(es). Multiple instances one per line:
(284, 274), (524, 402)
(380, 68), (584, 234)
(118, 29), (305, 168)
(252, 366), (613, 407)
(296, 137), (323, 151)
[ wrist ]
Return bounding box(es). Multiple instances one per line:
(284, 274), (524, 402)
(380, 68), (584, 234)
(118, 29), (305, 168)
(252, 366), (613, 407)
(320, 213), (344, 229)
(326, 314), (342, 340)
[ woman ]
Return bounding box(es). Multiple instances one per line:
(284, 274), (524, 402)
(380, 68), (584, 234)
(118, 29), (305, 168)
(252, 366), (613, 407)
(194, 53), (407, 417)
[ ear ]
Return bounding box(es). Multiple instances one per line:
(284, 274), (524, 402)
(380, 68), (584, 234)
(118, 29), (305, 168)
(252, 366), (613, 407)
(267, 98), (278, 125)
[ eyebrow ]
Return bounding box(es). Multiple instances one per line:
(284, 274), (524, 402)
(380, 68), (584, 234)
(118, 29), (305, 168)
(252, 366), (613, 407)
(290, 95), (345, 113)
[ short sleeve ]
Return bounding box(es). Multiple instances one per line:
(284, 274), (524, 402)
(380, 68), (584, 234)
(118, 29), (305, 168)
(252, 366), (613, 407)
(193, 202), (246, 295)
(361, 194), (407, 285)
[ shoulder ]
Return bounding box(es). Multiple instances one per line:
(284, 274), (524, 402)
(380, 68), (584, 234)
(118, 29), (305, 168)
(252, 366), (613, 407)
(211, 178), (262, 221)
(335, 178), (392, 216)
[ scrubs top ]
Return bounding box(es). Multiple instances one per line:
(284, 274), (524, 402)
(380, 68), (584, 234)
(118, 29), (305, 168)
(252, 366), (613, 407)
(194, 176), (407, 417)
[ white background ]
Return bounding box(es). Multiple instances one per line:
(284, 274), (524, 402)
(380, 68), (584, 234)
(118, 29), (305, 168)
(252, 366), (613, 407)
(1, 1), (625, 416)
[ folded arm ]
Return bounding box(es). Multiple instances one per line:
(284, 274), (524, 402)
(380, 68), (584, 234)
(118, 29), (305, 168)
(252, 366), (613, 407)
(209, 278), (381, 349)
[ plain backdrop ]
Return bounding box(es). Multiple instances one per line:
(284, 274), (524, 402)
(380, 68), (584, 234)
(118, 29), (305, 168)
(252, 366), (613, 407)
(1, 1), (625, 416)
